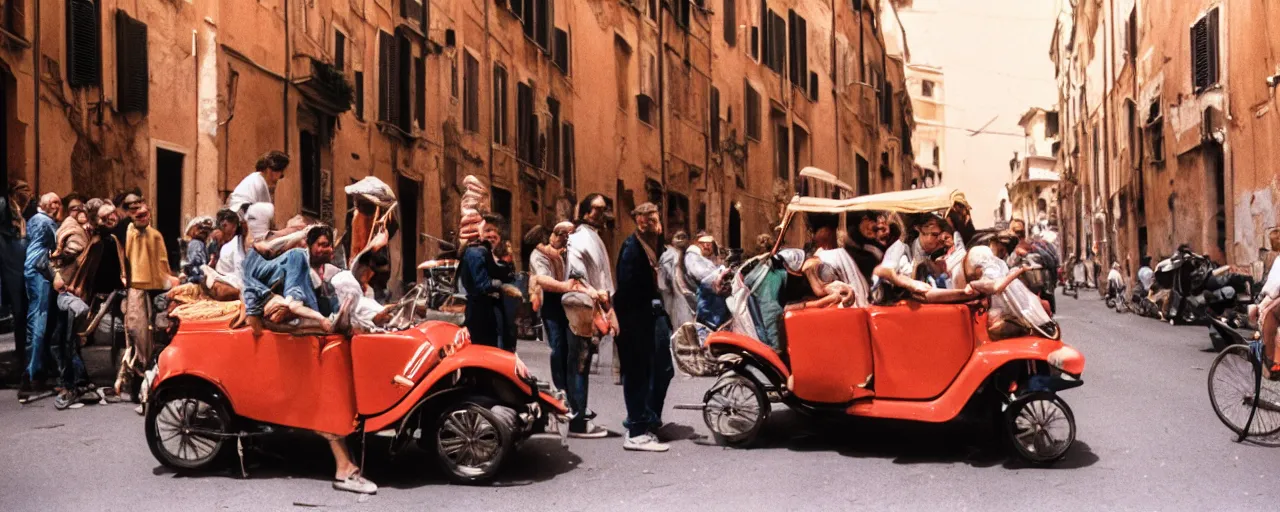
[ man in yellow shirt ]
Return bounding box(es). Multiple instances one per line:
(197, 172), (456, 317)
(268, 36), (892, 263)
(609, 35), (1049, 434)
(118, 193), (176, 405)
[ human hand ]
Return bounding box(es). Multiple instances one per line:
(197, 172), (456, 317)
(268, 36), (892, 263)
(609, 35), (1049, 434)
(500, 284), (524, 299)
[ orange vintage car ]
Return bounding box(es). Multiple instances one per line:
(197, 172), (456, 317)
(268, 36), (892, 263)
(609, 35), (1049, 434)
(694, 185), (1086, 464)
(144, 310), (567, 484)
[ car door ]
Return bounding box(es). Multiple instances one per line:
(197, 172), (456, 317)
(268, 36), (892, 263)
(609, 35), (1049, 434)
(783, 308), (875, 404)
(867, 303), (974, 400)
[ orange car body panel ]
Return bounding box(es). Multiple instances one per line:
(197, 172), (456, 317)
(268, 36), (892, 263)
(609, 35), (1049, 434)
(155, 319), (565, 436)
(704, 331), (791, 380)
(363, 343), (569, 432)
(864, 303), (975, 400)
(155, 320), (359, 435)
(782, 308), (874, 403)
(847, 335), (1074, 422)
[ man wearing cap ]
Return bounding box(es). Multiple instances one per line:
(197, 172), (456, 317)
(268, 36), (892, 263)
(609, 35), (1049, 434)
(614, 202), (674, 452)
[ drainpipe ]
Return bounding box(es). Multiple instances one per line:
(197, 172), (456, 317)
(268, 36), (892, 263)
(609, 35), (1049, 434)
(485, 0), (493, 190)
(830, 0), (840, 194)
(283, 0), (290, 151)
(32, 0), (40, 192)
(659, 4), (668, 209)
(1102, 0), (1114, 275)
(705, 8), (713, 238)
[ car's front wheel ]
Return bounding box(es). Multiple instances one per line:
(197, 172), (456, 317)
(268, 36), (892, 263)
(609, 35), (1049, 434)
(428, 396), (515, 485)
(145, 384), (233, 471)
(1005, 391), (1075, 465)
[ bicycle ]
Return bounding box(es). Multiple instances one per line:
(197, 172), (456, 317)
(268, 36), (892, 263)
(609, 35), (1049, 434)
(1207, 341), (1280, 442)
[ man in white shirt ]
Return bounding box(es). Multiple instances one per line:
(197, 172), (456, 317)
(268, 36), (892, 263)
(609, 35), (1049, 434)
(228, 150), (288, 215)
(561, 193), (615, 438)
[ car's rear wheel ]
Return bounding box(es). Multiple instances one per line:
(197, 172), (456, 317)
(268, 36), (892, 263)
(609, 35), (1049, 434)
(1005, 391), (1075, 465)
(703, 370), (769, 447)
(145, 385), (233, 471)
(428, 396), (515, 485)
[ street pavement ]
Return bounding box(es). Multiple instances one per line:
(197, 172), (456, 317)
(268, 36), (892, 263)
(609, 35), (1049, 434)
(1, 294), (1278, 511)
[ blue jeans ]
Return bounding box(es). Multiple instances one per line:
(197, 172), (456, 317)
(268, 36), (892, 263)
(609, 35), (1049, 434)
(241, 248), (319, 318)
(23, 270), (51, 379)
(618, 312), (674, 437)
(52, 293), (89, 389)
(546, 316), (591, 430)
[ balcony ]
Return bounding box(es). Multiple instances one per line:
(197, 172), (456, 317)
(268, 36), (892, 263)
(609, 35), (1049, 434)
(292, 57), (354, 116)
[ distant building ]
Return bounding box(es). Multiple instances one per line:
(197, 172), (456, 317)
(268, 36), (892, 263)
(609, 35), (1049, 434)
(1006, 107), (1060, 237)
(907, 63), (943, 188)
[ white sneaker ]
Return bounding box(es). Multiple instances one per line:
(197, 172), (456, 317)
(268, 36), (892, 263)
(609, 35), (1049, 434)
(567, 421), (609, 439)
(333, 473), (378, 494)
(623, 433), (669, 452)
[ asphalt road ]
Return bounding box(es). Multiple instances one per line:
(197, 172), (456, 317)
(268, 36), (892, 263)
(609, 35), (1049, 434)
(1, 294), (1278, 511)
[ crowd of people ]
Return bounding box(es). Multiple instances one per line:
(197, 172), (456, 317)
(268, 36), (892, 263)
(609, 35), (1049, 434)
(1, 151), (403, 494)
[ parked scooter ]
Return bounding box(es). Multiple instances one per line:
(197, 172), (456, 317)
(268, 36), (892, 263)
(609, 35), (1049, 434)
(1153, 246), (1216, 325)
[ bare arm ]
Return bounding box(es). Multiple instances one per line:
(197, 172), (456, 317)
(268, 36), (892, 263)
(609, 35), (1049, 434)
(251, 227), (311, 258)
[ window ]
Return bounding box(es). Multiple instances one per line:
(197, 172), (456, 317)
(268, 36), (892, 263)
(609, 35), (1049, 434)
(553, 28), (570, 74)
(562, 123), (576, 189)
(1125, 8), (1136, 66)
(1145, 100), (1165, 164)
(401, 0), (426, 28)
(637, 94), (655, 125)
(463, 53), (479, 132)
(354, 71), (364, 120)
(517, 81), (538, 167)
(787, 10), (808, 89)
(334, 30), (346, 71)
(492, 65), (509, 145)
(880, 82), (893, 127)
(709, 86), (720, 151)
(773, 114), (789, 180)
(761, 9), (786, 74)
(647, 0), (658, 23)
(547, 97), (561, 176)
(115, 10), (147, 113)
(2, 0), (26, 38)
(1191, 8), (1219, 93)
(615, 35), (631, 112)
(67, 0), (100, 88)
(299, 130), (320, 214)
(856, 155), (870, 195)
(534, 0), (551, 51)
(723, 0), (736, 46)
(397, 30), (412, 131)
(921, 79), (934, 98)
(1126, 100), (1138, 164)
(378, 30), (409, 131)
(414, 56), (426, 129)
(931, 146), (940, 166)
(675, 0), (692, 30)
(745, 81), (761, 141)
(508, 0), (524, 22)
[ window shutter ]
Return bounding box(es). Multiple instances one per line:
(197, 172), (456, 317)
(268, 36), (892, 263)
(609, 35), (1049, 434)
(378, 31), (395, 123)
(67, 0), (101, 88)
(563, 123), (575, 189)
(788, 10), (798, 85)
(395, 29), (411, 131)
(709, 86), (720, 151)
(808, 71), (818, 102)
(115, 10), (148, 114)
(1206, 9), (1219, 87)
(354, 71), (365, 120)
(334, 31), (345, 71)
(723, 0), (736, 46)
(553, 28), (570, 73)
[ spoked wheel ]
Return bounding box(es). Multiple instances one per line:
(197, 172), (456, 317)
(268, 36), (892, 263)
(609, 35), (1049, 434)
(1005, 391), (1076, 464)
(145, 386), (233, 471)
(1207, 344), (1280, 437)
(702, 371), (770, 447)
(430, 398), (514, 485)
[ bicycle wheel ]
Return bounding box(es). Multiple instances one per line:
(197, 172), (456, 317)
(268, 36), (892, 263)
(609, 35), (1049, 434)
(1207, 345), (1280, 436)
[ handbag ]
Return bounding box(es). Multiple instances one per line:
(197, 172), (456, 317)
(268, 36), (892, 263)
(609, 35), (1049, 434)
(562, 291), (608, 339)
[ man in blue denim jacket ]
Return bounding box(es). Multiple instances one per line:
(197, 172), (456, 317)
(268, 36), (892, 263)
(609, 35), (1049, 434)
(21, 192), (62, 399)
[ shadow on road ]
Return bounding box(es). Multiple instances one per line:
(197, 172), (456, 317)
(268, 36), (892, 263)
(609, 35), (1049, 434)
(151, 430), (581, 488)
(725, 408), (1099, 470)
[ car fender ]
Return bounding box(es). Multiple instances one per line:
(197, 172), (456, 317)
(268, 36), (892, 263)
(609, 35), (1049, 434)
(363, 343), (566, 432)
(705, 331), (790, 382)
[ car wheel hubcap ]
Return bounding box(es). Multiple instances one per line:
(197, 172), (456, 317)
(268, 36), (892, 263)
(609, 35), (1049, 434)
(438, 407), (501, 477)
(155, 397), (224, 463)
(705, 377), (761, 437)
(1013, 398), (1071, 459)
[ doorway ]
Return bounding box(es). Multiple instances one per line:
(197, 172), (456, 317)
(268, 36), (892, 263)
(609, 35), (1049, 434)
(397, 175), (420, 287)
(155, 148), (185, 271)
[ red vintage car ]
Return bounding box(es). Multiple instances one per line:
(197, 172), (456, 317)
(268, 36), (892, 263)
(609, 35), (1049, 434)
(695, 186), (1085, 464)
(145, 313), (567, 484)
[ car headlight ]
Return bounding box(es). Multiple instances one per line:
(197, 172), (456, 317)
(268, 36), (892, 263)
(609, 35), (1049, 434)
(1047, 345), (1085, 376)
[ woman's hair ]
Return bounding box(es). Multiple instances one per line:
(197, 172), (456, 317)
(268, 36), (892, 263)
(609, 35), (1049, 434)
(523, 225), (549, 248)
(577, 193), (607, 221)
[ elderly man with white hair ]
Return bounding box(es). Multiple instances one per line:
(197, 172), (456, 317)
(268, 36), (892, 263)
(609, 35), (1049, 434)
(19, 192), (62, 400)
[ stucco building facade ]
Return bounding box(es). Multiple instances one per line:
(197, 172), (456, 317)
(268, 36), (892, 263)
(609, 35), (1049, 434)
(1051, 0), (1280, 279)
(1, 0), (916, 291)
